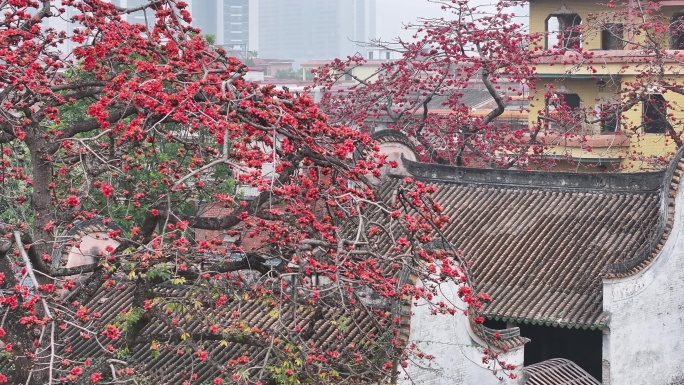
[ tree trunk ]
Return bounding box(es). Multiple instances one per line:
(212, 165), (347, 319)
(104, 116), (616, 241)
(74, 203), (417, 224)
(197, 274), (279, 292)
(30, 141), (54, 265)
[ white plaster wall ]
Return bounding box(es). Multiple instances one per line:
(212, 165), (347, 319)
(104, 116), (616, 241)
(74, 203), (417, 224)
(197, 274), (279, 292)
(603, 187), (684, 385)
(380, 143), (417, 176)
(368, 141), (418, 186)
(65, 232), (120, 269)
(57, 232), (120, 298)
(244, 70), (265, 82)
(399, 278), (524, 385)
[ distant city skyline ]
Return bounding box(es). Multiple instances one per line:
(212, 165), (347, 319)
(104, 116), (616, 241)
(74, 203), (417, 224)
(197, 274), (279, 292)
(376, 0), (528, 43)
(257, 0), (376, 63)
(375, 0), (446, 43)
(246, 0), (447, 53)
(43, 0), (527, 62)
(191, 0), (250, 51)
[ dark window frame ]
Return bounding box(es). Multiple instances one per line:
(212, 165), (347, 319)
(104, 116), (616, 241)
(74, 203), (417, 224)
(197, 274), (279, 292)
(545, 13), (582, 50)
(643, 94), (669, 134)
(601, 23), (624, 50)
(599, 104), (620, 133)
(671, 11), (684, 49)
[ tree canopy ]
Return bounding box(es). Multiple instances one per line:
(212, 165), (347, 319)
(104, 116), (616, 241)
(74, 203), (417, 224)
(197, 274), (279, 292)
(0, 1), (487, 384)
(314, 0), (684, 170)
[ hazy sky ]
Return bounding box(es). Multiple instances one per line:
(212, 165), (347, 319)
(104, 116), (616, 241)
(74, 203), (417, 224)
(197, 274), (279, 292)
(375, 0), (446, 42)
(246, 0), (528, 56)
(248, 0), (448, 51)
(375, 0), (529, 43)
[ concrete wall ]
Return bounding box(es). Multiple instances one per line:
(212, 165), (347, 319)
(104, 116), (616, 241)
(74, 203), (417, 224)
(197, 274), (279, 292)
(528, 1), (684, 170)
(529, 0), (673, 50)
(603, 184), (684, 384)
(618, 74), (681, 164)
(400, 278), (523, 385)
(529, 1), (617, 51)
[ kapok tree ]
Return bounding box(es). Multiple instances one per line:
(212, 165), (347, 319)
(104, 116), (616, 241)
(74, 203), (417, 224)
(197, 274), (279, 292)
(314, 0), (684, 170)
(0, 1), (489, 384)
(313, 0), (541, 168)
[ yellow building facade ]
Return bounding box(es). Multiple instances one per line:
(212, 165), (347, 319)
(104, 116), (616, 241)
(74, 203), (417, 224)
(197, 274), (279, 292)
(529, 0), (684, 170)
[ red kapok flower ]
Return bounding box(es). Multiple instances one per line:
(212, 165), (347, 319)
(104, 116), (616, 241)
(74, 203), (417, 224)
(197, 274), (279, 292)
(90, 372), (102, 383)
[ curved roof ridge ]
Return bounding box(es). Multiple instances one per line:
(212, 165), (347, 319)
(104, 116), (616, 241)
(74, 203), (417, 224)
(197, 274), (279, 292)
(50, 217), (123, 269)
(401, 158), (665, 193)
(468, 308), (530, 351)
(370, 129), (417, 152)
(604, 145), (684, 278)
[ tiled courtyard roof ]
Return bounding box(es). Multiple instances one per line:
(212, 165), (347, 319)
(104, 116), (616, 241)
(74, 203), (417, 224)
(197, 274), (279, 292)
(378, 154), (681, 329)
(52, 279), (399, 385)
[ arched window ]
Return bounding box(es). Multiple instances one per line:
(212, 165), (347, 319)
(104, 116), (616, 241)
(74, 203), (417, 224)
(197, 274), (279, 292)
(546, 91), (581, 111)
(544, 87), (583, 133)
(546, 7), (582, 50)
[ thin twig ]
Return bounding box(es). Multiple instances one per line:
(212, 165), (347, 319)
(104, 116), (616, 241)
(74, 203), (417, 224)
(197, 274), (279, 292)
(14, 231), (52, 318)
(48, 321), (55, 385)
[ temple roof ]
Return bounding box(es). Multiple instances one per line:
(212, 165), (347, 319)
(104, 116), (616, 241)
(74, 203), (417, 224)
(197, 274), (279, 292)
(378, 149), (684, 329)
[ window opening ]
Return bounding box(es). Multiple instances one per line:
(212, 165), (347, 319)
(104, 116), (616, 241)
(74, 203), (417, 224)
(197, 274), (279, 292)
(602, 23), (624, 50)
(519, 323), (602, 382)
(546, 13), (582, 50)
(671, 11), (684, 49)
(559, 93), (581, 110)
(599, 104), (620, 133)
(545, 92), (582, 133)
(643, 94), (669, 134)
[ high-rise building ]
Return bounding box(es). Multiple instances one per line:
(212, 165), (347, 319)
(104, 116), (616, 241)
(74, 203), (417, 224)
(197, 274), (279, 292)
(42, 0), (256, 57)
(189, 0), (251, 51)
(221, 0), (250, 51)
(258, 0), (376, 62)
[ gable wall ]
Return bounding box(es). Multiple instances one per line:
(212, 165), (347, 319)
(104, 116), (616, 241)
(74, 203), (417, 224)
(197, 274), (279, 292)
(400, 278), (524, 385)
(602, 186), (684, 384)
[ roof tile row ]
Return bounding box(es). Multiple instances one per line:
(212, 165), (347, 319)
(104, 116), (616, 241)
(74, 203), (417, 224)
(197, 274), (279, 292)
(380, 157), (668, 328)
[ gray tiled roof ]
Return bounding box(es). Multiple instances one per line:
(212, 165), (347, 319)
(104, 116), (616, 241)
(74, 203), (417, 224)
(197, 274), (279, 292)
(378, 152), (681, 329)
(51, 279), (398, 384)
